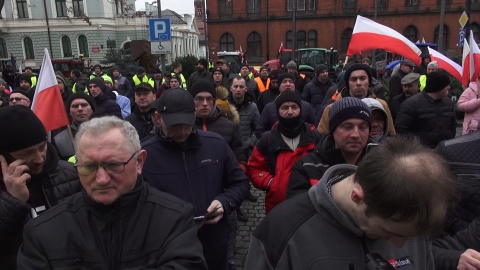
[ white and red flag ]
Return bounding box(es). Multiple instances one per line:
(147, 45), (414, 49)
(427, 47), (462, 82)
(468, 31), (480, 82)
(347, 15), (422, 65)
(461, 39), (471, 85)
(31, 48), (69, 131)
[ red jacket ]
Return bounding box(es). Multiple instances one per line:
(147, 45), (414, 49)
(247, 122), (321, 213)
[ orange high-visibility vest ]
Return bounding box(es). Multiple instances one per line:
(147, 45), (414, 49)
(255, 77), (270, 92)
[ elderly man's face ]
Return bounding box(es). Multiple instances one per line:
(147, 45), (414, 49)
(279, 78), (295, 93)
(76, 128), (145, 205)
(348, 70), (369, 98)
(70, 98), (93, 125)
(9, 93), (31, 107)
(194, 91), (215, 119)
(370, 110), (385, 140)
(9, 141), (47, 175)
(278, 101), (300, 119)
(402, 82), (420, 97)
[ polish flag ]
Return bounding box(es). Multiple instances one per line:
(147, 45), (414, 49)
(468, 31), (480, 82)
(461, 39), (471, 85)
(347, 15), (422, 65)
(31, 48), (69, 131)
(427, 47), (462, 82)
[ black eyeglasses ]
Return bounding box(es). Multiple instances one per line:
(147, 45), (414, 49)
(9, 97), (28, 102)
(74, 152), (137, 176)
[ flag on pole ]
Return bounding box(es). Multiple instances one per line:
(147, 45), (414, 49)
(462, 39), (471, 85)
(468, 31), (480, 82)
(31, 48), (69, 131)
(18, 63), (22, 74)
(347, 15), (422, 65)
(427, 47), (462, 82)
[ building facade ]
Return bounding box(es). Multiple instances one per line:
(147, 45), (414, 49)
(0, 0), (200, 69)
(206, 0), (480, 65)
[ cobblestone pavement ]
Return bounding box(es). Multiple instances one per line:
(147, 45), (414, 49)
(232, 121), (464, 269)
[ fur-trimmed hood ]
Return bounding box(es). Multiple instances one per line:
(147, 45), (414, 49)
(215, 85), (240, 124)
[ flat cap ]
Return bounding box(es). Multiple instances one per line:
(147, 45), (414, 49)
(400, 59), (416, 67)
(401, 73), (420, 84)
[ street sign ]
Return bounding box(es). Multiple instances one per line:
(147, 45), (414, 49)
(92, 44), (100, 53)
(149, 18), (171, 42)
(459, 11), (468, 29)
(151, 41), (172, 54)
(458, 28), (466, 47)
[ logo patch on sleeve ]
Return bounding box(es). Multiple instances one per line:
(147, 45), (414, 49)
(387, 256), (413, 269)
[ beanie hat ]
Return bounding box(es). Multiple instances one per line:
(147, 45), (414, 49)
(0, 106), (47, 153)
(18, 74), (32, 85)
(269, 69), (282, 80)
(275, 91), (302, 112)
(103, 76), (113, 84)
(286, 61), (297, 69)
(89, 77), (106, 91)
(0, 78), (7, 85)
(10, 87), (30, 100)
(190, 79), (216, 99)
(111, 66), (120, 72)
(316, 64), (328, 74)
(137, 67), (146, 75)
(94, 64), (102, 69)
(212, 67), (225, 78)
(427, 61), (439, 69)
(344, 63), (373, 89)
(329, 97), (371, 134)
(277, 72), (295, 84)
(198, 58), (209, 67)
(424, 72), (450, 93)
(65, 92), (96, 114)
(55, 75), (66, 86)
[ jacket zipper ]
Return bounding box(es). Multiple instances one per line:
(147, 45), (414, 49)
(108, 212), (118, 270)
(182, 151), (199, 215)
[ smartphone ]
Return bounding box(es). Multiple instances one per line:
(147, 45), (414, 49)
(2, 153), (17, 165)
(366, 143), (379, 154)
(193, 207), (220, 222)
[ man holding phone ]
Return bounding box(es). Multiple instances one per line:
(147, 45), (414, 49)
(0, 106), (81, 270)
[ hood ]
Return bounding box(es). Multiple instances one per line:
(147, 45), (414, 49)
(308, 164), (362, 236)
(361, 98), (388, 143)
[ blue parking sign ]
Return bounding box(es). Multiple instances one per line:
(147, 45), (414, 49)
(458, 28), (466, 47)
(149, 18), (171, 42)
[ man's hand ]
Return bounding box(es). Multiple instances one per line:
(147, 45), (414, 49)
(457, 249), (480, 270)
(203, 200), (224, 225)
(0, 155), (31, 202)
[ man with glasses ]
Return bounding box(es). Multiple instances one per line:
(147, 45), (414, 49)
(0, 106), (81, 270)
(88, 77), (122, 119)
(17, 116), (208, 269)
(8, 88), (31, 107)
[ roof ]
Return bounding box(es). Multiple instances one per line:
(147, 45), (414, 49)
(162, 9), (187, 24)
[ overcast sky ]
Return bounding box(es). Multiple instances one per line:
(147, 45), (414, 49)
(135, 0), (195, 14)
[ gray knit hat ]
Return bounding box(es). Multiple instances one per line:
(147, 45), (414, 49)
(329, 97), (371, 134)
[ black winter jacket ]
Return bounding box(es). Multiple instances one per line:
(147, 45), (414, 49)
(256, 87), (280, 113)
(92, 92), (122, 119)
(390, 93), (408, 122)
(231, 94), (260, 157)
(17, 180), (208, 270)
(0, 144), (81, 270)
(287, 135), (367, 199)
(125, 107), (154, 140)
(302, 78), (335, 116)
(255, 100), (317, 139)
(395, 92), (456, 148)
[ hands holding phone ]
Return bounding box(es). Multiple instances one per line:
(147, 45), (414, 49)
(195, 200), (224, 226)
(0, 155), (31, 202)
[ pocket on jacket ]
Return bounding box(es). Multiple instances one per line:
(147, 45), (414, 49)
(467, 119), (479, 133)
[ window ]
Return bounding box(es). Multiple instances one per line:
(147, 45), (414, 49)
(247, 32), (262, 62)
(73, 0), (84, 17)
(297, 31), (306, 49)
(343, 0), (356, 9)
(78, 35), (89, 57)
(17, 0), (28, 18)
(247, 0), (260, 14)
(220, 33), (235, 52)
(341, 28), (353, 53)
(434, 25), (449, 50)
(308, 0), (316, 10)
(377, 0), (388, 8)
(218, 0), (232, 17)
(0, 38), (7, 58)
(61, 36), (72, 57)
(56, 0), (67, 17)
(308, 30), (317, 47)
(196, 7), (202, 17)
(471, 23), (480, 43)
(403, 25), (418, 43)
(115, 0), (124, 14)
(23, 37), (34, 59)
(286, 31), (293, 49)
(287, 0), (306, 11)
(406, 0), (418, 6)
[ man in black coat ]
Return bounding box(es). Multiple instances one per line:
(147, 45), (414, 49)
(0, 106), (81, 270)
(302, 64), (335, 117)
(88, 77), (122, 119)
(126, 83), (156, 140)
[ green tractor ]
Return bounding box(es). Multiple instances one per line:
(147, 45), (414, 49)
(296, 48), (338, 80)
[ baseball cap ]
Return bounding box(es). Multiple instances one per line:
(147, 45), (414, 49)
(134, 82), (154, 92)
(154, 89), (195, 126)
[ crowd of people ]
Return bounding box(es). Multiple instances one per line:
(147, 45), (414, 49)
(0, 54), (479, 270)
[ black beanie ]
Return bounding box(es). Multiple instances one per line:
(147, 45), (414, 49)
(0, 106), (47, 153)
(198, 58), (209, 67)
(190, 79), (216, 99)
(65, 93), (96, 114)
(89, 77), (106, 91)
(316, 64), (328, 74)
(275, 91), (302, 112)
(269, 69), (282, 80)
(10, 87), (31, 101)
(424, 72), (450, 93)
(329, 97), (371, 134)
(277, 72), (295, 84)
(18, 74), (32, 85)
(344, 63), (373, 89)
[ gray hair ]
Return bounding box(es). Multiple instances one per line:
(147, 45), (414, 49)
(74, 116), (140, 154)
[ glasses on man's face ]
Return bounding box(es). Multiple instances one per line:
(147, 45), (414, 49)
(74, 152), (137, 176)
(9, 97), (28, 102)
(194, 96), (214, 103)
